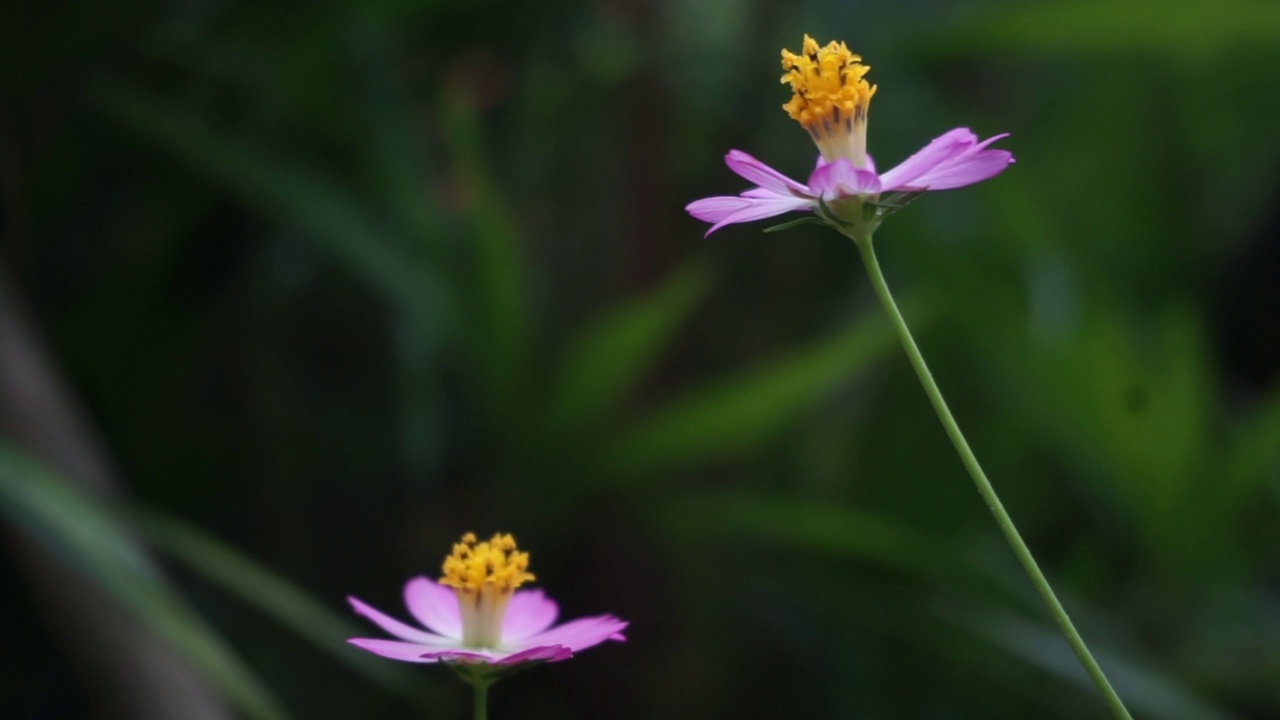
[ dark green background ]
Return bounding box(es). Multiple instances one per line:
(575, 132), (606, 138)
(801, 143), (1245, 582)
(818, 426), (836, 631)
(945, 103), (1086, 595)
(2, 0), (1278, 717)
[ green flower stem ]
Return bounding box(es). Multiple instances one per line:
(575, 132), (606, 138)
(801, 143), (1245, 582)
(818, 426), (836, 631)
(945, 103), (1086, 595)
(853, 231), (1133, 720)
(472, 679), (490, 720)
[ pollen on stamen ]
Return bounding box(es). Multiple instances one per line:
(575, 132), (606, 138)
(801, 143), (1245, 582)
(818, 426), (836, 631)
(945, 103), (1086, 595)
(439, 532), (535, 595)
(780, 34), (876, 166)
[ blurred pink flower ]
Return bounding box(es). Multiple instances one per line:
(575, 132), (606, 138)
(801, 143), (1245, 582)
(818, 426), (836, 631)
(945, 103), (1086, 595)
(348, 533), (626, 665)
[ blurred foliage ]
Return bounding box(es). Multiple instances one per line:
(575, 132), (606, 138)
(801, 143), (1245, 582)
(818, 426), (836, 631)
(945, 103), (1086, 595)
(2, 0), (1279, 718)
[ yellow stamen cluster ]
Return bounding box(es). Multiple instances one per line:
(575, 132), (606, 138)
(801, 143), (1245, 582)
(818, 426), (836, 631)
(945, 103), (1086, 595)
(780, 35), (876, 167)
(439, 532), (535, 647)
(440, 532), (535, 595)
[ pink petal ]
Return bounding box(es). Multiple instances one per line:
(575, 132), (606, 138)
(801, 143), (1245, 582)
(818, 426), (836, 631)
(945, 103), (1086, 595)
(348, 638), (453, 663)
(902, 148), (1013, 190)
(506, 615), (629, 654)
(348, 596), (457, 646)
(501, 589), (559, 641)
(724, 150), (809, 196)
(877, 128), (979, 191)
(403, 577), (462, 638)
(892, 134), (1013, 190)
(686, 196), (756, 223)
(703, 195), (815, 237)
(807, 158), (881, 199)
(491, 644), (574, 665)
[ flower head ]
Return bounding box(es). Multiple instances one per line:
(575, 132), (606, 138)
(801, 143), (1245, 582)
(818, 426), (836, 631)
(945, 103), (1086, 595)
(687, 35), (1013, 237)
(348, 532), (627, 666)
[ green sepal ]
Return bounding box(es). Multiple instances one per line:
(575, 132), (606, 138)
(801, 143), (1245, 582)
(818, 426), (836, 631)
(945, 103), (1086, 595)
(868, 190), (926, 217)
(861, 199), (879, 222)
(763, 216), (830, 233)
(449, 658), (553, 686)
(815, 196), (856, 230)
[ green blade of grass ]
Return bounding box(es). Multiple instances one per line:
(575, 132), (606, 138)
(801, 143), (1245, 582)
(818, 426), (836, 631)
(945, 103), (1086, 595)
(665, 492), (968, 584)
(603, 296), (927, 475)
(92, 81), (446, 321)
(441, 94), (532, 408)
(0, 443), (290, 720)
(135, 507), (439, 710)
(544, 260), (712, 435)
(958, 608), (1237, 720)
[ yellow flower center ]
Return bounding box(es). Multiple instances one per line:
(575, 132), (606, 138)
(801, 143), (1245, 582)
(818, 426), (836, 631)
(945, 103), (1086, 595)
(780, 35), (877, 167)
(439, 532), (535, 647)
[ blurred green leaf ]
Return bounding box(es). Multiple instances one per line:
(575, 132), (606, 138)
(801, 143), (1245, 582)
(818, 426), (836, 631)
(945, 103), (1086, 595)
(666, 492), (972, 585)
(1220, 385), (1280, 510)
(135, 508), (436, 709)
(92, 81), (446, 320)
(971, 298), (1219, 565)
(0, 443), (290, 720)
(603, 297), (924, 475)
(441, 94), (531, 407)
(950, 0), (1280, 57)
(344, 25), (454, 479)
(673, 491), (1239, 719)
(543, 260), (712, 434)
(348, 22), (445, 245)
(961, 608), (1238, 720)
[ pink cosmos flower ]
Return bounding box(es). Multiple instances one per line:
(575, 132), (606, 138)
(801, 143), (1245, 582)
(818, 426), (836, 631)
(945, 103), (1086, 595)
(687, 36), (1013, 237)
(348, 533), (627, 665)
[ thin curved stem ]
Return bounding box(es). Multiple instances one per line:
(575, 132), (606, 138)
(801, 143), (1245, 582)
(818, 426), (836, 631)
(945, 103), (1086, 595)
(853, 233), (1133, 720)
